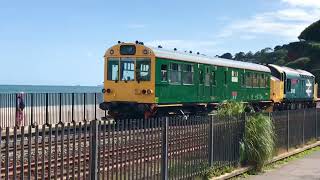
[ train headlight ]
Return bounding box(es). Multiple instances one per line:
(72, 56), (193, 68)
(143, 49), (148, 54)
(110, 49), (114, 55)
(106, 89), (112, 93)
(147, 89), (153, 94)
(142, 89), (147, 95)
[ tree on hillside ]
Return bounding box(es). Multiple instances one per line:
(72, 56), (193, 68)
(298, 19), (320, 42)
(234, 52), (246, 61)
(220, 53), (233, 59)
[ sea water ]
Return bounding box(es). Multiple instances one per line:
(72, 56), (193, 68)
(0, 85), (102, 93)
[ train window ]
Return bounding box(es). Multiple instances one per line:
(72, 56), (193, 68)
(265, 76), (269, 87)
(161, 64), (168, 82)
(260, 74), (265, 87)
(182, 64), (194, 84)
(253, 73), (258, 87)
(199, 70), (204, 84)
(136, 58), (151, 81)
(120, 58), (135, 81)
(287, 79), (291, 92)
(245, 73), (251, 87)
(224, 71), (227, 85)
(107, 58), (119, 81)
(205, 67), (210, 86)
(169, 63), (181, 83)
(212, 71), (216, 86)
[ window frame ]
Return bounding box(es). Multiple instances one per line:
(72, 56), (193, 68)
(107, 58), (120, 81)
(169, 63), (182, 84)
(182, 64), (194, 85)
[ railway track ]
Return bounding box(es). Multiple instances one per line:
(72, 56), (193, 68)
(0, 121), (209, 179)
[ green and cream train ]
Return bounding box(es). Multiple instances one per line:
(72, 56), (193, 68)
(99, 42), (318, 119)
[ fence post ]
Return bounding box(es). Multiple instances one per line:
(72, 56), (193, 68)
(45, 93), (49, 125)
(303, 109), (305, 145)
(316, 109), (318, 140)
(89, 119), (98, 180)
(208, 115), (214, 166)
(287, 110), (290, 152)
(161, 117), (169, 180)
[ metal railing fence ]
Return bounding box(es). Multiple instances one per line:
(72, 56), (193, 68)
(0, 109), (319, 179)
(0, 93), (105, 128)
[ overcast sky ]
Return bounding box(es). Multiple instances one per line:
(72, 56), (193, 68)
(0, 0), (319, 85)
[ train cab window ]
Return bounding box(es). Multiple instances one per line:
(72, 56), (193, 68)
(120, 58), (135, 81)
(107, 58), (119, 81)
(161, 64), (168, 82)
(182, 64), (194, 84)
(136, 58), (151, 81)
(169, 63), (181, 83)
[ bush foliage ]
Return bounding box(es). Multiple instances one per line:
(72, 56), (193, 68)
(243, 114), (275, 171)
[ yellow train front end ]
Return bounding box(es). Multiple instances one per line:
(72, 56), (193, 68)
(99, 42), (156, 118)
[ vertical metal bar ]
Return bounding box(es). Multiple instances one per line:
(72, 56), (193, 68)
(72, 93), (74, 123)
(15, 94), (18, 126)
(94, 93), (97, 120)
(83, 122), (87, 179)
(13, 126), (17, 180)
(102, 120), (106, 180)
(161, 117), (168, 180)
(107, 119), (111, 180)
(48, 125), (52, 179)
(54, 124), (59, 180)
(83, 93), (86, 121)
(59, 93), (62, 124)
(20, 126), (25, 180)
(41, 125), (46, 180)
(72, 122), (76, 180)
(66, 123), (70, 180)
(287, 110), (290, 151)
(89, 120), (98, 180)
(31, 93), (34, 126)
(303, 109), (305, 145)
(316, 109), (318, 140)
(97, 121), (101, 177)
(135, 119), (139, 180)
(46, 93), (49, 125)
(35, 126), (39, 180)
(5, 127), (9, 180)
(27, 126), (32, 180)
(60, 124), (65, 180)
(77, 122), (82, 179)
(0, 128), (2, 180)
(208, 115), (213, 166)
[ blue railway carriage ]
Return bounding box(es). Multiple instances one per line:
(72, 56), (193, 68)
(269, 64), (316, 109)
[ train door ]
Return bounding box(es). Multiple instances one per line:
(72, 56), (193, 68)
(198, 64), (205, 100)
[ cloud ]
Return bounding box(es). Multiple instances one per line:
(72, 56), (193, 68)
(281, 0), (320, 8)
(216, 1), (320, 41)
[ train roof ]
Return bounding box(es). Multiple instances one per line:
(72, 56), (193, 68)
(150, 47), (271, 73)
(268, 64), (314, 78)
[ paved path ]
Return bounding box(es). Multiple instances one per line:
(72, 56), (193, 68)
(248, 151), (320, 180)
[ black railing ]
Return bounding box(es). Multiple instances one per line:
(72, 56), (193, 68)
(0, 93), (105, 128)
(0, 108), (319, 179)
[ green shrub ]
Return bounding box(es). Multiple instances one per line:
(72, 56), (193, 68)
(243, 114), (275, 171)
(217, 101), (245, 117)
